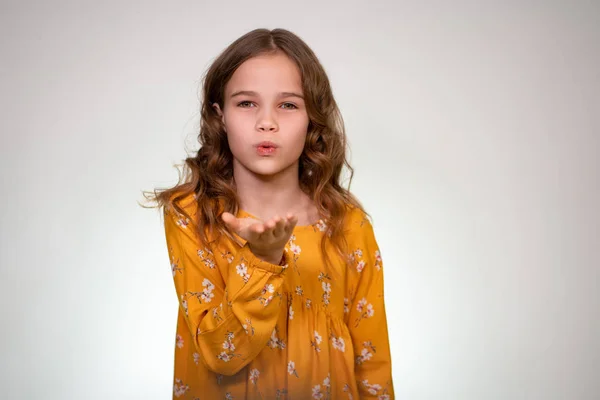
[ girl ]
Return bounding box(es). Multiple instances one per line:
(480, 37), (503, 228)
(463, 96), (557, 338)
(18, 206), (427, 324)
(146, 28), (394, 399)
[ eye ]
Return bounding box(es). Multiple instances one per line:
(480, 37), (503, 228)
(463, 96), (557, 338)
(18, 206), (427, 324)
(281, 103), (298, 110)
(237, 101), (255, 108)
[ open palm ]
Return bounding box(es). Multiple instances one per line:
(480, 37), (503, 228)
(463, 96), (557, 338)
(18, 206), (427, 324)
(221, 212), (298, 262)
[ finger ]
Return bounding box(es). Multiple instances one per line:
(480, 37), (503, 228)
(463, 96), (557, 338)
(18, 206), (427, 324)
(263, 217), (277, 231)
(221, 212), (240, 231)
(272, 215), (286, 237)
(247, 220), (268, 241)
(285, 213), (296, 224)
(253, 222), (266, 234)
(239, 219), (262, 243)
(230, 216), (263, 241)
(239, 217), (261, 231)
(285, 214), (298, 232)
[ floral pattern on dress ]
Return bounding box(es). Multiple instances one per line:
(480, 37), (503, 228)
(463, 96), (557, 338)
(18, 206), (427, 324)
(331, 335), (346, 352)
(242, 318), (255, 336)
(288, 233), (302, 275)
(354, 297), (375, 327)
(164, 199), (394, 399)
(318, 272), (332, 307)
(197, 247), (216, 269)
(173, 378), (189, 397)
(311, 330), (323, 353)
(249, 368), (260, 384)
(216, 331), (241, 362)
(288, 360), (299, 378)
(268, 327), (286, 350)
(257, 283), (276, 306)
(235, 262), (250, 283)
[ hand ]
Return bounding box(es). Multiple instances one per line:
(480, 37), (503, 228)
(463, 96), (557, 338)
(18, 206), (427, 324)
(221, 211), (298, 264)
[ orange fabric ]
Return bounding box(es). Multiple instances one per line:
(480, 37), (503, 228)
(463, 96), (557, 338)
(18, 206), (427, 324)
(164, 194), (394, 399)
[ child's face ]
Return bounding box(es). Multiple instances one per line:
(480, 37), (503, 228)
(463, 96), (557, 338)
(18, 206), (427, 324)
(213, 52), (309, 179)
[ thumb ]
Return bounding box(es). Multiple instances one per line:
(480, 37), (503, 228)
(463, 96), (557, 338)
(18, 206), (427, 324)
(221, 212), (240, 231)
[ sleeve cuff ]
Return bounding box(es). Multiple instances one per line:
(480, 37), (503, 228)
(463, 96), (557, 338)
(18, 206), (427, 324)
(239, 244), (292, 274)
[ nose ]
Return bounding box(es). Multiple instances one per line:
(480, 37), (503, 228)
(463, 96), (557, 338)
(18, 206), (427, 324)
(256, 109), (278, 132)
(258, 124), (277, 132)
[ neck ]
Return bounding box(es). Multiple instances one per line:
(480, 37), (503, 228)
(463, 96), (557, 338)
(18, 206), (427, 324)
(233, 160), (309, 220)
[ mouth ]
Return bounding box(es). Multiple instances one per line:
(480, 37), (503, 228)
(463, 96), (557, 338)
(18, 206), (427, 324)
(255, 141), (279, 148)
(255, 141), (279, 156)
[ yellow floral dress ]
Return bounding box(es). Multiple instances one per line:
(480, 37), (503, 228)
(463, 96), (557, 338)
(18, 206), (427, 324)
(163, 194), (395, 399)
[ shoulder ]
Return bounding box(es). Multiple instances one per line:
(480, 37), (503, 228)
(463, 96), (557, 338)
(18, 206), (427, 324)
(338, 203), (377, 258)
(343, 203), (373, 236)
(164, 191), (199, 223)
(163, 192), (228, 246)
(342, 204), (382, 272)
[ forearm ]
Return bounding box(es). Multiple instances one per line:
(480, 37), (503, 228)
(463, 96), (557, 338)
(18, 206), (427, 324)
(191, 244), (292, 375)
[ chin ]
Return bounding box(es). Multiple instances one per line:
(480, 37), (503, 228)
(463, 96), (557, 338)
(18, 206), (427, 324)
(233, 155), (298, 177)
(250, 166), (286, 178)
(246, 162), (295, 178)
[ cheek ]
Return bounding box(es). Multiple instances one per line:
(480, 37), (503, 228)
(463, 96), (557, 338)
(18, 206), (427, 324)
(223, 112), (239, 132)
(225, 132), (247, 156)
(293, 118), (310, 144)
(223, 115), (250, 149)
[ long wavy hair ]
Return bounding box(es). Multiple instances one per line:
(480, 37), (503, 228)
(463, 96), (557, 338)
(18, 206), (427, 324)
(142, 28), (367, 273)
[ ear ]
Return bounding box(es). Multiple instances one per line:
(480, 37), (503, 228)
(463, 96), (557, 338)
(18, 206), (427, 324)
(212, 103), (226, 131)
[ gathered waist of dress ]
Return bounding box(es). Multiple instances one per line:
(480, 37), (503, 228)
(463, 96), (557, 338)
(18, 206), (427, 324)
(276, 289), (347, 327)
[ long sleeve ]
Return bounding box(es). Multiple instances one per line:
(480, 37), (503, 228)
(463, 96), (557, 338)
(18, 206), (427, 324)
(164, 205), (292, 376)
(345, 213), (395, 399)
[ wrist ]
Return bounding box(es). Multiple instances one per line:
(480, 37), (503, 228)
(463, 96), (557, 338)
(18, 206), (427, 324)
(252, 248), (285, 265)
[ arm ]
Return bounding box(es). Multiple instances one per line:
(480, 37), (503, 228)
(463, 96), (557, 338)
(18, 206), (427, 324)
(346, 213), (395, 399)
(164, 205), (291, 376)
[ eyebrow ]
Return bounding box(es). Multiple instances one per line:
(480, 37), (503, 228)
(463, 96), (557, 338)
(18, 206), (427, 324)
(230, 90), (304, 100)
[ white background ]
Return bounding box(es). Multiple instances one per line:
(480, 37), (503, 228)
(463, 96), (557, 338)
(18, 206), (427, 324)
(1, 1), (598, 399)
